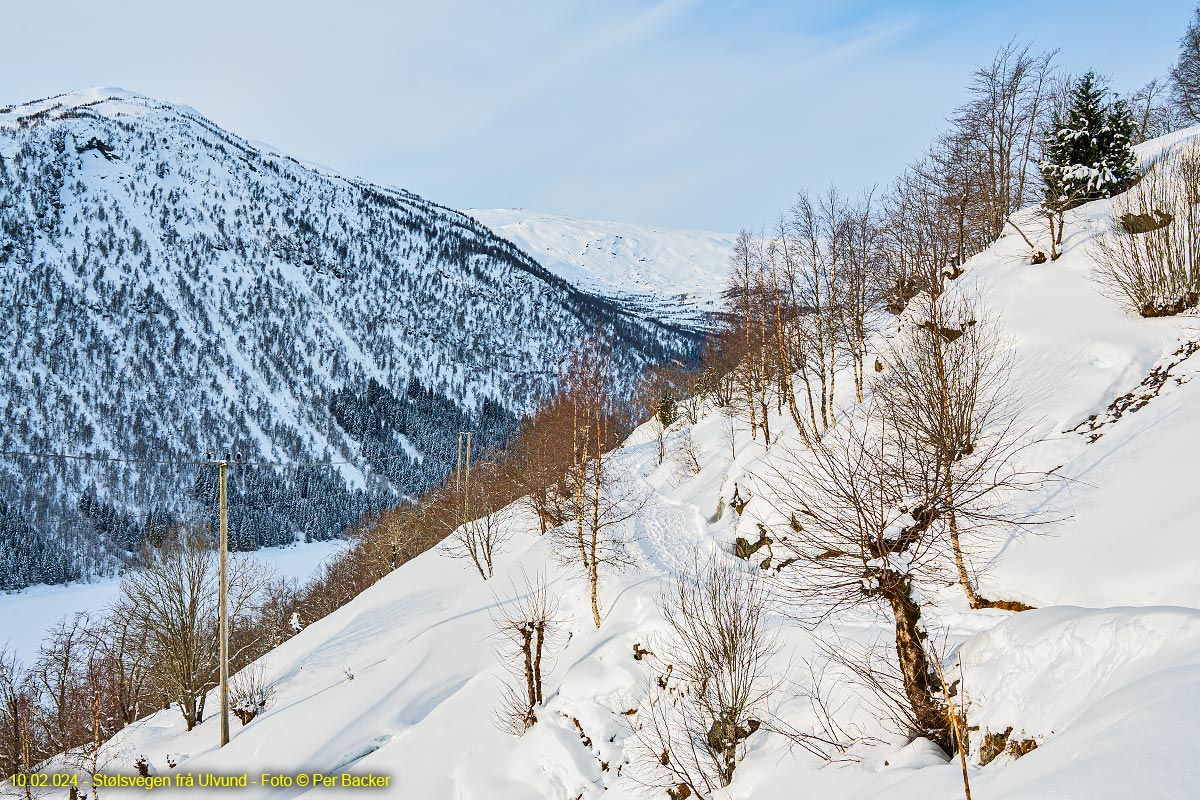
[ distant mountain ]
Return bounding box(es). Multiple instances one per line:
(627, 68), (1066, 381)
(465, 209), (734, 331)
(0, 88), (697, 588)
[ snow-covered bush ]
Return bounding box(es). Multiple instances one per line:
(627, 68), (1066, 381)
(1094, 142), (1200, 316)
(229, 665), (277, 726)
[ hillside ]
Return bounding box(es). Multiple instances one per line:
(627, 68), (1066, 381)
(38, 129), (1200, 799)
(465, 208), (735, 331)
(0, 88), (696, 587)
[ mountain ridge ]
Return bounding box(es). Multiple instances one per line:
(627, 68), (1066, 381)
(0, 87), (697, 587)
(465, 207), (735, 331)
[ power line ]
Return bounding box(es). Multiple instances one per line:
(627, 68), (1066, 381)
(0, 447), (424, 470)
(0, 447), (411, 531)
(0, 449), (210, 466)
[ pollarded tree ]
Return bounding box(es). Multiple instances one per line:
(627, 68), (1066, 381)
(490, 573), (561, 735)
(1094, 141), (1200, 316)
(768, 408), (954, 752)
(630, 558), (776, 797)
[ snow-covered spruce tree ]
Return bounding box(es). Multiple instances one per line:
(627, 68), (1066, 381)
(1040, 71), (1137, 215)
(1171, 4), (1200, 124)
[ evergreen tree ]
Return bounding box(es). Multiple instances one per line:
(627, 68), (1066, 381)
(1041, 71), (1137, 210)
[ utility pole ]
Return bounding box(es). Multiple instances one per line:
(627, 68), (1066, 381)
(456, 431), (473, 528)
(206, 450), (242, 748)
(217, 456), (230, 747)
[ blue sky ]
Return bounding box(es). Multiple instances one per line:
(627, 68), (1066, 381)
(0, 1), (1189, 230)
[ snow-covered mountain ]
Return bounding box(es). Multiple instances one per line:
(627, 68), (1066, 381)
(45, 129), (1200, 799)
(465, 208), (735, 330)
(0, 88), (697, 587)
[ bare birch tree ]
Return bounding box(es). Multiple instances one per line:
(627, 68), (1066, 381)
(955, 41), (1057, 241)
(508, 398), (576, 535)
(443, 460), (514, 580)
(551, 338), (644, 628)
(876, 297), (1037, 609)
(767, 408), (954, 752)
(85, 609), (153, 728)
(0, 649), (40, 791)
(32, 615), (90, 756)
(1128, 78), (1183, 144)
(637, 365), (681, 466)
(110, 525), (269, 731)
(1171, 4), (1200, 124)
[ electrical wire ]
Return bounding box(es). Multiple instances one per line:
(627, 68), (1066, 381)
(0, 447), (422, 470)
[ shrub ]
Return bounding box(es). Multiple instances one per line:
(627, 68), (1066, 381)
(1094, 142), (1200, 317)
(229, 665), (277, 726)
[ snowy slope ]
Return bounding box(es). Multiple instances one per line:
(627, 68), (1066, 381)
(0, 88), (696, 585)
(17, 129), (1200, 799)
(465, 208), (736, 330)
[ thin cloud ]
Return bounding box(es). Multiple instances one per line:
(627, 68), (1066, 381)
(0, 0), (1187, 230)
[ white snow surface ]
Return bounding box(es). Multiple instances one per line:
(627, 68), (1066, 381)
(465, 208), (736, 330)
(14, 130), (1200, 799)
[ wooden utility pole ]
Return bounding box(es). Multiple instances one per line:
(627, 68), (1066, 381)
(456, 432), (473, 527)
(218, 457), (230, 747)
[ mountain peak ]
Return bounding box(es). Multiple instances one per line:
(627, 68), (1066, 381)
(0, 87), (197, 126)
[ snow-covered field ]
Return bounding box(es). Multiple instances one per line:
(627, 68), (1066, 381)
(0, 539), (346, 664)
(465, 208), (735, 330)
(12, 131), (1200, 799)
